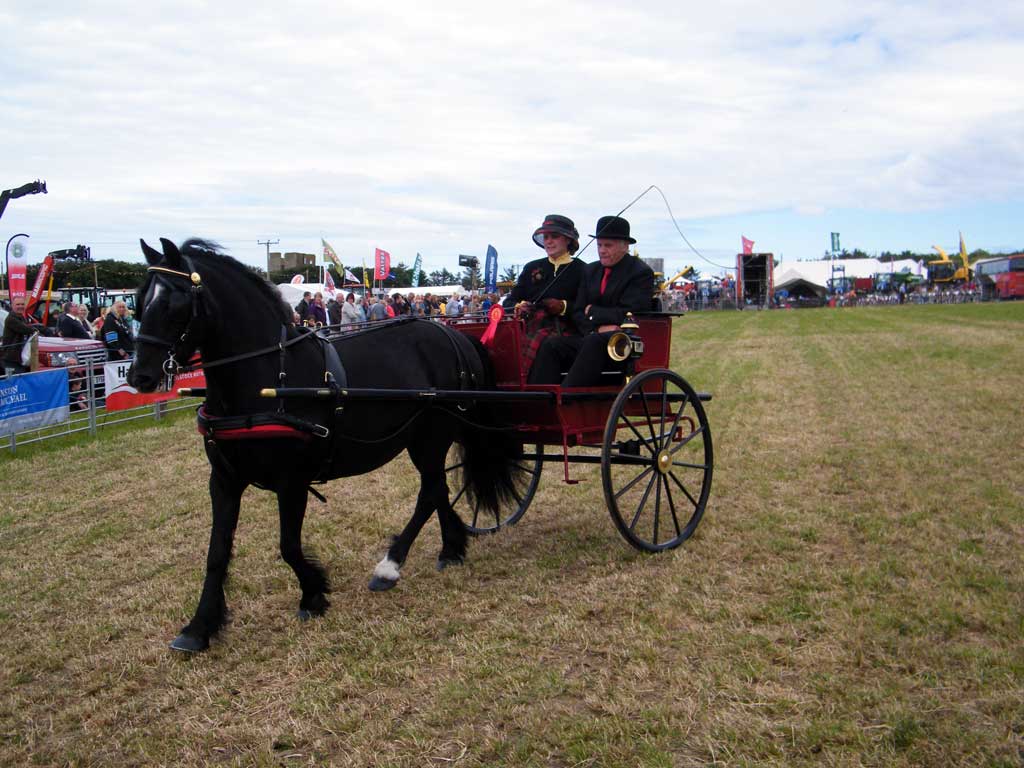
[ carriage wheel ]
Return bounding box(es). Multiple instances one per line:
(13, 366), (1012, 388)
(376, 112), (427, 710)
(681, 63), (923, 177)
(601, 368), (713, 552)
(445, 443), (542, 535)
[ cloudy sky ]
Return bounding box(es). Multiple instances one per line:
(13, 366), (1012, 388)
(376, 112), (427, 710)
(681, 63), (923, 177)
(2, 0), (1022, 279)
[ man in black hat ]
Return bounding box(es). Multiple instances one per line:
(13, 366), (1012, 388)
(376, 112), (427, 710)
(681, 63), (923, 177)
(503, 214), (585, 379)
(528, 215), (654, 386)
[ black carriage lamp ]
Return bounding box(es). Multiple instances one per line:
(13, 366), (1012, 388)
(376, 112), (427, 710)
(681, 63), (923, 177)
(0, 179), (48, 222)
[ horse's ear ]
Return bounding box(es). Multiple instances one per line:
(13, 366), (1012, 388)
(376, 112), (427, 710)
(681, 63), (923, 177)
(140, 239), (163, 266)
(159, 238), (182, 268)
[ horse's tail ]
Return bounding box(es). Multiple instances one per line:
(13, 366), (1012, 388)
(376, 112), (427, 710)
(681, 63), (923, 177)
(456, 338), (521, 514)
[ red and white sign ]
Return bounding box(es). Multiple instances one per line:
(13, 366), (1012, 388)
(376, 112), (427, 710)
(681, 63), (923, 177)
(7, 240), (28, 300)
(26, 254), (54, 316)
(290, 274), (305, 285)
(374, 248), (390, 280)
(324, 269), (336, 298)
(104, 361), (207, 412)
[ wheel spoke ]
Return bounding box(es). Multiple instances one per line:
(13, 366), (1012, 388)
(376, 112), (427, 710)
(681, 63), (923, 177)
(639, 387), (659, 447)
(658, 380), (670, 449)
(451, 481), (469, 507)
(662, 474), (682, 538)
(672, 460), (708, 470)
(613, 464), (655, 500)
(668, 470), (700, 509)
(514, 462), (540, 476)
(621, 414), (657, 455)
(661, 391), (690, 451)
(652, 470), (662, 545)
(668, 424), (706, 456)
(629, 473), (658, 532)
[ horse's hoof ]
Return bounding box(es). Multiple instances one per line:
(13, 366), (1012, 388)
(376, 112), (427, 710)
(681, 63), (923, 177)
(436, 557), (464, 572)
(368, 575), (398, 592)
(169, 633), (209, 653)
(297, 609), (313, 622)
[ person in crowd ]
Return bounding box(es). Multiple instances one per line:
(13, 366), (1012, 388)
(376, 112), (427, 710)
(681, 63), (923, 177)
(326, 297), (341, 325)
(446, 294), (462, 317)
(91, 306), (108, 338)
(504, 214), (586, 379)
(59, 302), (91, 339)
(367, 296), (389, 322)
(76, 304), (94, 337)
(3, 296), (52, 376)
(528, 216), (654, 386)
(295, 291), (311, 323)
(306, 292), (328, 327)
(340, 292), (363, 326)
(102, 300), (135, 361)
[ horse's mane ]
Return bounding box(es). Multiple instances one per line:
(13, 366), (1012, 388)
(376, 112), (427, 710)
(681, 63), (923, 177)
(180, 238), (292, 323)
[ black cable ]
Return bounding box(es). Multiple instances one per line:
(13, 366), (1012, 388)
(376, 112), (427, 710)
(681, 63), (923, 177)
(581, 184), (734, 272)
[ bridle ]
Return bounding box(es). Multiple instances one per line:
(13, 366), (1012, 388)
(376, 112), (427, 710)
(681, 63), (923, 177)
(135, 259), (207, 378)
(136, 258), (321, 380)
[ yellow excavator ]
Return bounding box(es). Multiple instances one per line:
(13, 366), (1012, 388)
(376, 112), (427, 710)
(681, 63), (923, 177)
(659, 265), (696, 290)
(928, 233), (972, 284)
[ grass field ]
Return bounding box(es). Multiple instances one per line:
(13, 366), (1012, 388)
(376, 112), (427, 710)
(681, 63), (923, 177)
(2, 302), (1022, 767)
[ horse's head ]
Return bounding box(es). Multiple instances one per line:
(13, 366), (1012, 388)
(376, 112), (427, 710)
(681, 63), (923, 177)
(128, 238), (205, 392)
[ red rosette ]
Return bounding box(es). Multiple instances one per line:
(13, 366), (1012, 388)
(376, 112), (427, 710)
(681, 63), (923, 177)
(479, 303), (504, 346)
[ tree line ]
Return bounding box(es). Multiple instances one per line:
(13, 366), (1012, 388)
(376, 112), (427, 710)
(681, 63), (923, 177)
(20, 258), (517, 293)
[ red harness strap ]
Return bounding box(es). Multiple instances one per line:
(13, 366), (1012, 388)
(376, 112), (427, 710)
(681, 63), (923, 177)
(196, 405), (314, 442)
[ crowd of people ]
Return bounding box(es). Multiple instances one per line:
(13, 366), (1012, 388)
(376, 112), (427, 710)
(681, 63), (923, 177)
(2, 297), (136, 377)
(290, 289), (503, 327)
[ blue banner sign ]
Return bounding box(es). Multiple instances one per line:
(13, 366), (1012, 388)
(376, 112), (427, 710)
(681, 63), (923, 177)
(484, 245), (498, 293)
(0, 369), (69, 436)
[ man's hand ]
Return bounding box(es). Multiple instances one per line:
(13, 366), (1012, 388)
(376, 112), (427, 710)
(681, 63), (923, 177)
(539, 298), (565, 316)
(513, 301), (532, 320)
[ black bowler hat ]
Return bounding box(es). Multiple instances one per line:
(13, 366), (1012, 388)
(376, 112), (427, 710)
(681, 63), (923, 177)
(532, 214), (580, 250)
(590, 215), (636, 244)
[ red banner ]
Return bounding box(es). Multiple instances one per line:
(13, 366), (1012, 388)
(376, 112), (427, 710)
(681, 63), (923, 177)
(26, 254), (54, 316)
(375, 248), (390, 280)
(742, 236), (754, 255)
(104, 362), (207, 412)
(7, 241), (27, 300)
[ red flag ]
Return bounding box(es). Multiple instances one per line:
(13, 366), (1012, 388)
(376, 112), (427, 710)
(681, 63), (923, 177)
(26, 254), (55, 315)
(375, 248), (390, 280)
(742, 236), (754, 255)
(324, 269), (336, 297)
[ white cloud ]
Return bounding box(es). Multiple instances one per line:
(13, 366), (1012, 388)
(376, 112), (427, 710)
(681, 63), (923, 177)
(1, 0), (1022, 270)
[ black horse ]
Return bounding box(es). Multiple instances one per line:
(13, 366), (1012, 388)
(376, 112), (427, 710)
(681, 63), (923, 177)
(128, 238), (520, 652)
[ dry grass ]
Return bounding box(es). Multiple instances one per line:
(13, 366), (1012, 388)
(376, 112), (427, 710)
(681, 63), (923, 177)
(1, 302), (1022, 767)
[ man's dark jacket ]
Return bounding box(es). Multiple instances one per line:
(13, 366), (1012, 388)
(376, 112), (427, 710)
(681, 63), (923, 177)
(572, 255), (655, 334)
(59, 314), (91, 339)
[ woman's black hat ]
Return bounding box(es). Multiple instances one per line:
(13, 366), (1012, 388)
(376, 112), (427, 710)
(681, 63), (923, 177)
(532, 214), (580, 249)
(590, 215), (636, 244)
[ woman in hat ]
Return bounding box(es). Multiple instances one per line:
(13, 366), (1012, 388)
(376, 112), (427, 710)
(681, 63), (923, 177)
(503, 214), (585, 379)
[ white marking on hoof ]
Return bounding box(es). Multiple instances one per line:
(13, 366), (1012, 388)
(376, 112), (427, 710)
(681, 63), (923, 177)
(373, 556), (401, 583)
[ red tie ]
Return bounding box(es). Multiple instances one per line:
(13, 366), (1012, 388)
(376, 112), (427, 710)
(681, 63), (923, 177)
(600, 267), (612, 295)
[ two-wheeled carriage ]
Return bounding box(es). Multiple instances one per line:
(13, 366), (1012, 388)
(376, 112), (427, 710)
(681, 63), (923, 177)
(440, 312), (713, 552)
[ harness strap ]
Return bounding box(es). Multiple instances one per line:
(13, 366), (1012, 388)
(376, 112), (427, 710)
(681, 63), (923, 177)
(197, 405), (328, 441)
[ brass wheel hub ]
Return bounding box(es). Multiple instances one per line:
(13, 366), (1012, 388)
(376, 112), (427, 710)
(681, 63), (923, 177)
(656, 450), (671, 474)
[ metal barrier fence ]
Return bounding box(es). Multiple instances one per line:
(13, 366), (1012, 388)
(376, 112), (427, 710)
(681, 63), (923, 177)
(3, 362), (200, 454)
